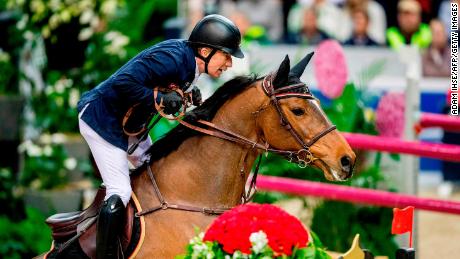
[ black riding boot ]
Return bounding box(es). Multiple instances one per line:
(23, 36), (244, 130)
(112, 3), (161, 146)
(96, 194), (125, 259)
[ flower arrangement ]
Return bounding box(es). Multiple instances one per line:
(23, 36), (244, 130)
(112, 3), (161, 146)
(18, 133), (83, 190)
(375, 92), (405, 138)
(314, 40), (348, 99)
(180, 204), (330, 259)
(7, 0), (123, 41)
(30, 75), (80, 133)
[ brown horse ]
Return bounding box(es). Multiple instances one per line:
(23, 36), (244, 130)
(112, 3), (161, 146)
(42, 53), (355, 258)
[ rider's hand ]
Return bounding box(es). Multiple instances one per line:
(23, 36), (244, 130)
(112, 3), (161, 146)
(190, 86), (202, 106)
(158, 91), (182, 115)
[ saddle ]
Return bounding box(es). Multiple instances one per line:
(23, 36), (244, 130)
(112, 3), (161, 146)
(45, 186), (141, 258)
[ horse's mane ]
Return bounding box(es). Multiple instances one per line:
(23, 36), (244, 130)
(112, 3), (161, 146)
(147, 75), (260, 162)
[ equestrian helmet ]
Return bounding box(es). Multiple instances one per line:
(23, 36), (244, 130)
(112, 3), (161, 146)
(189, 14), (244, 58)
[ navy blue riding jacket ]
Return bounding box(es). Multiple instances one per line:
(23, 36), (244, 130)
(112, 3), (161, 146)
(77, 39), (197, 150)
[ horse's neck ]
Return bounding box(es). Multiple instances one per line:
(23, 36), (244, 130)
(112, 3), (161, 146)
(134, 85), (265, 209)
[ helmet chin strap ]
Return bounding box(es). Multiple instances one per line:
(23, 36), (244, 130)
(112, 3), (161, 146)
(196, 48), (218, 74)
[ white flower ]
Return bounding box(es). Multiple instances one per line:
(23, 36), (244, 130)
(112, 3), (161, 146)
(80, 9), (94, 25)
(78, 0), (93, 10)
(51, 133), (67, 144)
(189, 232), (205, 245)
(26, 143), (43, 157)
(23, 31), (35, 41)
(59, 9), (72, 23)
(69, 89), (80, 108)
(30, 0), (46, 16)
(0, 49), (10, 63)
(48, 0), (61, 12)
(18, 140), (33, 153)
(43, 145), (53, 156)
(45, 85), (54, 95)
(101, 0), (118, 16)
(39, 134), (52, 144)
(104, 31), (129, 58)
(64, 158), (77, 170)
(78, 27), (93, 41)
(48, 14), (61, 30)
(54, 78), (72, 93)
(191, 242), (210, 259)
(89, 15), (100, 29)
(16, 14), (29, 30)
(225, 256), (231, 259)
(249, 230), (268, 254)
(232, 251), (249, 259)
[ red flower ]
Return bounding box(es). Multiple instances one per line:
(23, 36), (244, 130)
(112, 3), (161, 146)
(203, 203), (309, 255)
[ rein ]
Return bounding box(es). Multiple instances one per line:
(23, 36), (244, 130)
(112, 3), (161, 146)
(136, 74), (336, 217)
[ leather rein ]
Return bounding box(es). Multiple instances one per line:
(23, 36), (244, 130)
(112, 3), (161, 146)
(136, 74), (336, 217)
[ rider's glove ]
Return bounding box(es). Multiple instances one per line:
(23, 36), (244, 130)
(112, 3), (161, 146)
(190, 85), (202, 106)
(158, 91), (182, 115)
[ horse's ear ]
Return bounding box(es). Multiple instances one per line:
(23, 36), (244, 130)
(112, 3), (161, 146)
(273, 55), (290, 88)
(289, 52), (314, 78)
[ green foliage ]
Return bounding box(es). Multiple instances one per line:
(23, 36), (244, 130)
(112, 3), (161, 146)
(0, 207), (52, 259)
(311, 202), (398, 258)
(109, 0), (177, 48)
(31, 73), (80, 133)
(0, 49), (18, 95)
(178, 230), (331, 259)
(20, 142), (69, 189)
(18, 138), (90, 190)
(0, 168), (24, 218)
(323, 83), (377, 135)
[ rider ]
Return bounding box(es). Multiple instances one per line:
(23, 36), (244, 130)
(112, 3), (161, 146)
(76, 14), (243, 258)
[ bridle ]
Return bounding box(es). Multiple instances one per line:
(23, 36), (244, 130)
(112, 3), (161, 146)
(259, 73), (337, 167)
(136, 73), (337, 217)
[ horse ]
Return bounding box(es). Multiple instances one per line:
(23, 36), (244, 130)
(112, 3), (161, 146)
(40, 53), (355, 258)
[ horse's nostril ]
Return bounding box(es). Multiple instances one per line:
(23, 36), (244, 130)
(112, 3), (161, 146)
(341, 156), (351, 168)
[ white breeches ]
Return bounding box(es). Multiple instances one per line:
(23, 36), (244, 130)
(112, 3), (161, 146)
(78, 105), (152, 206)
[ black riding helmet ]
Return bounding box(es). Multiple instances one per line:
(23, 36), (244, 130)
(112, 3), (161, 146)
(188, 14), (244, 73)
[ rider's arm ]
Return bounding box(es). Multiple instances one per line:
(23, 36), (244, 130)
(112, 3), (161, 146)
(111, 50), (181, 107)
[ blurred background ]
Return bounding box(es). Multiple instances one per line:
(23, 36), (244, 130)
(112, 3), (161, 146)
(0, 0), (457, 258)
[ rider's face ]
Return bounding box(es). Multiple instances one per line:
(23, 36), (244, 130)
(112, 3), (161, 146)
(199, 48), (233, 78)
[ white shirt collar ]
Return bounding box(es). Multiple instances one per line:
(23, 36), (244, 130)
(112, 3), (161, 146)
(185, 59), (201, 93)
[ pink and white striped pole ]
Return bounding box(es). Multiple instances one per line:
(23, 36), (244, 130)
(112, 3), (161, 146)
(256, 175), (460, 215)
(342, 133), (460, 162)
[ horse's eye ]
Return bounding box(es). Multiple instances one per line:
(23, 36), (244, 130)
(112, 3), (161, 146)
(291, 108), (305, 116)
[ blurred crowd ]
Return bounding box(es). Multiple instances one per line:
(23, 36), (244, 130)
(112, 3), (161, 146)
(188, 0), (455, 77)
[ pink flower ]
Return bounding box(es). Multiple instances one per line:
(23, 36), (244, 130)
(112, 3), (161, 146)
(314, 40), (348, 99)
(375, 92), (405, 138)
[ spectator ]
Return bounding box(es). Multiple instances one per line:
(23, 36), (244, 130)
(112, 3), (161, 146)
(343, 9), (380, 46)
(386, 0), (431, 50)
(438, 0), (459, 40)
(289, 0), (344, 41)
(422, 19), (450, 77)
(342, 0), (387, 44)
(229, 12), (271, 45)
(220, 0), (283, 43)
(298, 8), (330, 45)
